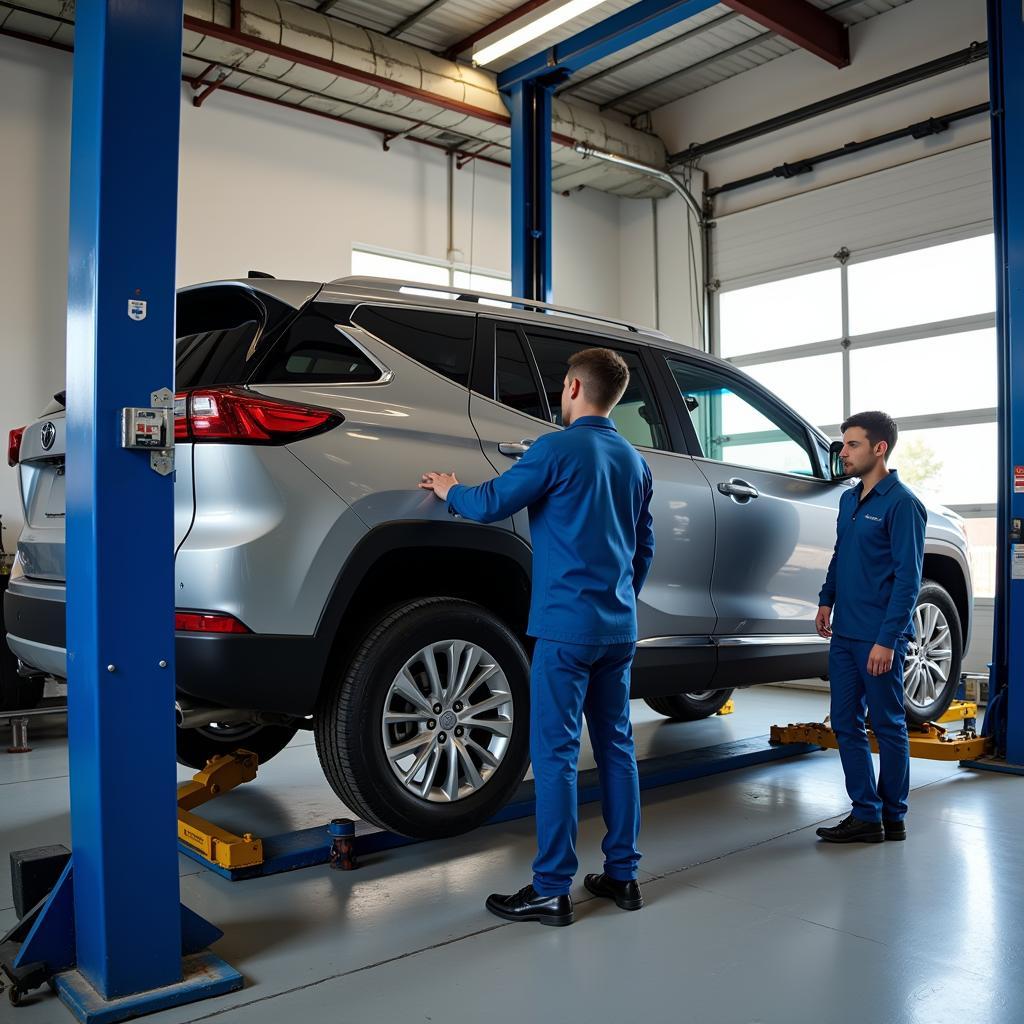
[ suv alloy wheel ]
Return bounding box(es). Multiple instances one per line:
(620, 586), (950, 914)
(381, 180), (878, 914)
(315, 597), (531, 838)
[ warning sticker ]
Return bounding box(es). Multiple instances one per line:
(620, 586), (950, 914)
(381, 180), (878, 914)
(1016, 466), (1024, 493)
(1013, 545), (1024, 581)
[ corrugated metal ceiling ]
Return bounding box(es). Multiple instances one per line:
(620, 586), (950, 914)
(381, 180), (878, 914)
(5, 0), (917, 123)
(297, 0), (914, 115)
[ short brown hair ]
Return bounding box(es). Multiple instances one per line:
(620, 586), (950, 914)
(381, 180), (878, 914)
(842, 410), (898, 460)
(567, 348), (630, 411)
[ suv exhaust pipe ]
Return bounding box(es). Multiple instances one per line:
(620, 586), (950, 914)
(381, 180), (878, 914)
(175, 700), (258, 730)
(175, 700), (312, 731)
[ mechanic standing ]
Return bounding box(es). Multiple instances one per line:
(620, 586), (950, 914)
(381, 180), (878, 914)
(815, 411), (926, 844)
(420, 348), (654, 927)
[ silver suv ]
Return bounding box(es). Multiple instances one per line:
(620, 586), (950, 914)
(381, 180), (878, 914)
(4, 277), (973, 838)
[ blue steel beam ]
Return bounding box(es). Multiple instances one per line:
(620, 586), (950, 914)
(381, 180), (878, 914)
(509, 79), (556, 302)
(497, 0), (719, 92)
(988, 0), (1024, 766)
(65, 0), (184, 999)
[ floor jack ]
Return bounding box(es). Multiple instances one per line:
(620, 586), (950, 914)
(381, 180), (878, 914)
(770, 700), (990, 761)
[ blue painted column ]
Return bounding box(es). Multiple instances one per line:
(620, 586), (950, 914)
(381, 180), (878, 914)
(66, 0), (185, 998)
(989, 0), (1024, 765)
(507, 79), (555, 303)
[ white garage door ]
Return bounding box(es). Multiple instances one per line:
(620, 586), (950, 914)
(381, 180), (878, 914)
(712, 141), (993, 284)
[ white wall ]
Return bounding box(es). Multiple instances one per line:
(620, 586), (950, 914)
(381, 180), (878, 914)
(0, 34), (625, 540)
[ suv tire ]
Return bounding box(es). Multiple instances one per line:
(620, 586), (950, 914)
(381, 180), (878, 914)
(644, 688), (734, 721)
(315, 597), (531, 839)
(175, 722), (298, 770)
(903, 579), (962, 727)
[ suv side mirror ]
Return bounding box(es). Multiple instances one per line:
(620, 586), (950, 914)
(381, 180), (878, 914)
(829, 440), (851, 480)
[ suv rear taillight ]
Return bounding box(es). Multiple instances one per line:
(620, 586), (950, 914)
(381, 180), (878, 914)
(175, 611), (251, 634)
(8, 426), (25, 467)
(174, 387), (342, 444)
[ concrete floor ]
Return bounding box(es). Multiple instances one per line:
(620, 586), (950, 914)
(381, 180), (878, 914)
(1, 687), (1019, 1024)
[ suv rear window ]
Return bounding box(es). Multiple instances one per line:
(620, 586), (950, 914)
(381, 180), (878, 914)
(352, 305), (474, 386)
(176, 285), (292, 388)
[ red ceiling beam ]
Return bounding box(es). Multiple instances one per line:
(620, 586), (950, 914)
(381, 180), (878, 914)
(721, 0), (849, 68)
(444, 0), (552, 60)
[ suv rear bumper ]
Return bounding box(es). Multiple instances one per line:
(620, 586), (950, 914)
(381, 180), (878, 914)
(4, 581), (326, 714)
(4, 577), (66, 678)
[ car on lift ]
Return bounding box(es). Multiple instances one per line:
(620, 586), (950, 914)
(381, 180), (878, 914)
(3, 276), (973, 838)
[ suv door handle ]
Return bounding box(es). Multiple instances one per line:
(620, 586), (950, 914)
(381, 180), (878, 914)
(718, 479), (759, 501)
(498, 439), (535, 458)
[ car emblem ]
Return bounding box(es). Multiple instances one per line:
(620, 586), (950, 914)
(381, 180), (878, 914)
(40, 422), (56, 451)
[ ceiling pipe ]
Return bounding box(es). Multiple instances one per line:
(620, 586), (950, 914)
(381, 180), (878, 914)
(575, 143), (704, 223)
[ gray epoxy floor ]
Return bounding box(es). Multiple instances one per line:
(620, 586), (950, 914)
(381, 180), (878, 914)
(1, 687), (1019, 1024)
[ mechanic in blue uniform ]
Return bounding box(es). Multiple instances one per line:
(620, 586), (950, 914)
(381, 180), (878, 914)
(420, 347), (654, 926)
(815, 411), (926, 844)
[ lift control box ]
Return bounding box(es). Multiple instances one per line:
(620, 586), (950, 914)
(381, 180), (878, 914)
(120, 387), (175, 475)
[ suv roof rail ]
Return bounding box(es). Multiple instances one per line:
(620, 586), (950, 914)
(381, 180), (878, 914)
(327, 276), (662, 338)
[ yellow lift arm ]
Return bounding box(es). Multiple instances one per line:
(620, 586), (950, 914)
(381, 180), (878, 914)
(771, 701), (991, 762)
(176, 750), (263, 869)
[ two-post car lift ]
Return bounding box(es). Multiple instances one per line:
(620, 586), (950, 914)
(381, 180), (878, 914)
(3, 1), (1023, 1021)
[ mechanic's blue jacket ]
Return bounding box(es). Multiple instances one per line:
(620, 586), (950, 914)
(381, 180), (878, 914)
(818, 469), (927, 649)
(446, 416), (655, 645)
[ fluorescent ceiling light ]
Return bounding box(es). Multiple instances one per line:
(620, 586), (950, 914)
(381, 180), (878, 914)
(473, 0), (612, 67)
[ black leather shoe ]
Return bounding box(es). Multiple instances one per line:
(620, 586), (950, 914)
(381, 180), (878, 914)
(816, 814), (884, 844)
(485, 885), (574, 926)
(883, 819), (907, 841)
(584, 873), (644, 911)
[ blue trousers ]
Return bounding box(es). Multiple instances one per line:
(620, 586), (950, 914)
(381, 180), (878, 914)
(829, 634), (910, 823)
(530, 639), (641, 897)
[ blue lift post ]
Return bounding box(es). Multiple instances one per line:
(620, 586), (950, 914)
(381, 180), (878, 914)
(507, 79), (557, 303)
(982, 0), (1024, 772)
(498, 0), (719, 301)
(12, 3), (241, 1020)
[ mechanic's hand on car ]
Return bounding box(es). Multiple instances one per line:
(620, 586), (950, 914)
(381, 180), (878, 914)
(419, 471), (459, 502)
(866, 643), (895, 677)
(815, 605), (833, 639)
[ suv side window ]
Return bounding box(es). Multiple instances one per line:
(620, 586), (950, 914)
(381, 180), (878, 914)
(524, 329), (668, 451)
(251, 306), (383, 384)
(352, 305), (474, 386)
(495, 327), (547, 420)
(667, 357), (816, 476)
